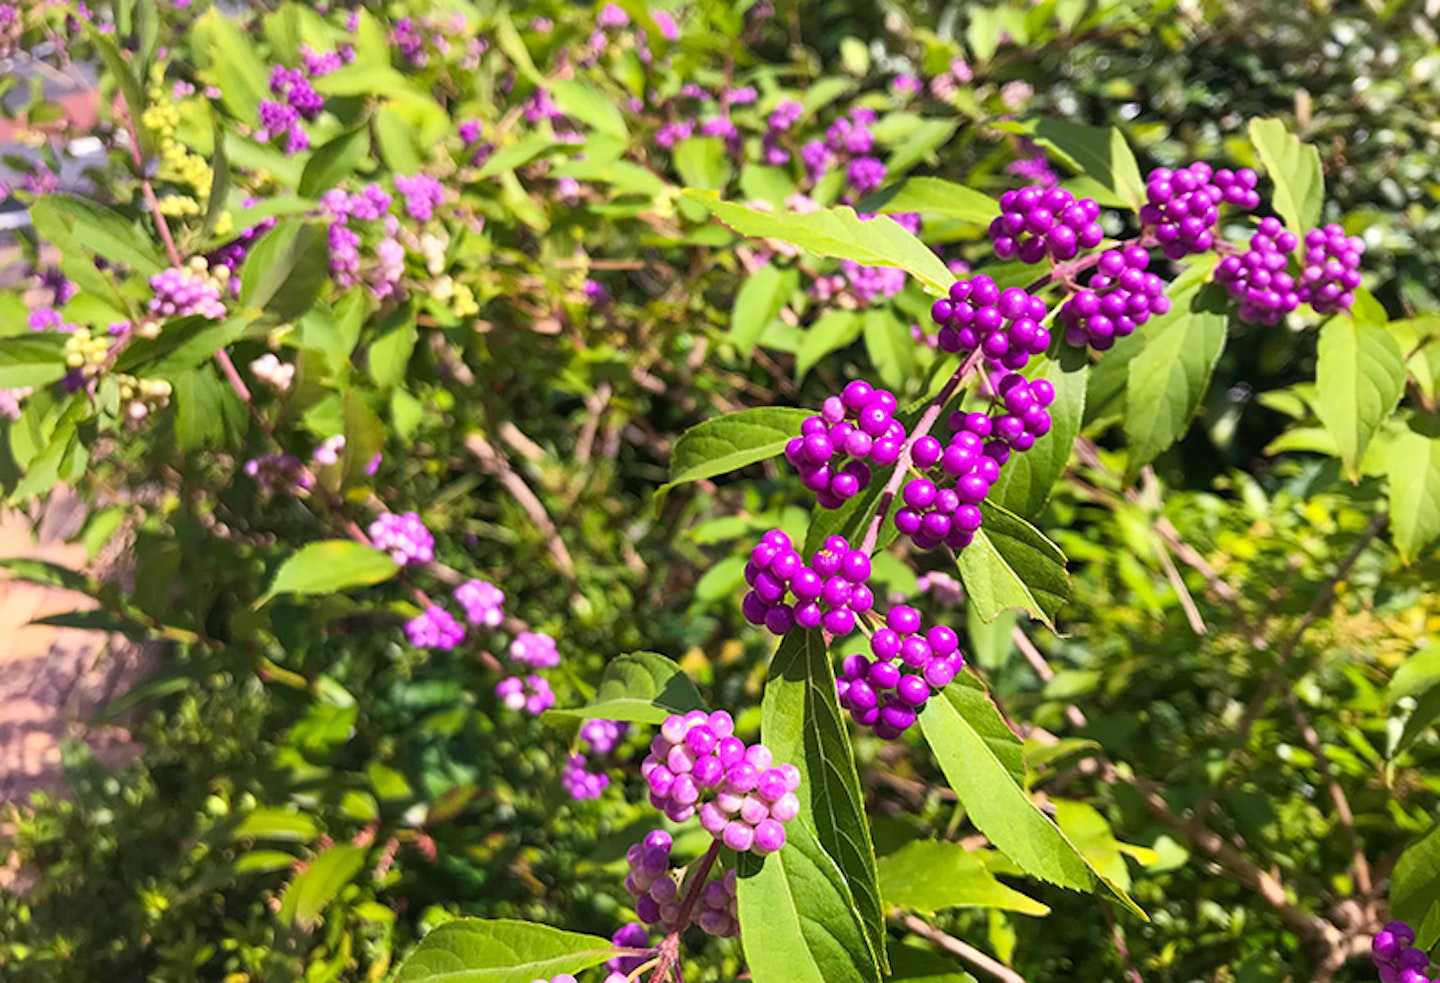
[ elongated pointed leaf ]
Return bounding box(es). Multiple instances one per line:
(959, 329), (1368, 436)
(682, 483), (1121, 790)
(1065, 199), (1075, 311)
(878, 841), (1049, 915)
(957, 502), (1069, 628)
(1314, 319), (1406, 481)
(1248, 118), (1323, 238)
(280, 843), (366, 928)
(1124, 289), (1228, 477)
(796, 310), (863, 382)
(731, 264), (796, 354)
(393, 919), (617, 983)
(919, 676), (1145, 917)
(761, 629), (886, 972)
(858, 177), (999, 224)
(0, 335), (69, 389)
(240, 221), (331, 323)
(1387, 430), (1440, 563)
(261, 541), (399, 604)
(1391, 821), (1440, 949)
(684, 191), (953, 296)
(544, 651), (704, 724)
(737, 820), (882, 983)
(998, 119), (1144, 210)
(658, 407), (809, 497)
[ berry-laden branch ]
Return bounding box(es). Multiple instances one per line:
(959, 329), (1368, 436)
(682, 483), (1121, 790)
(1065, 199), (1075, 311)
(648, 840), (721, 983)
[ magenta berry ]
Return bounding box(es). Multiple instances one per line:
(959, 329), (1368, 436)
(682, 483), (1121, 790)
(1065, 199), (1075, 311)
(1297, 223), (1364, 315)
(1058, 247), (1170, 350)
(837, 612), (966, 738)
(1215, 217), (1301, 325)
(929, 275), (1051, 371)
(990, 186), (1104, 263)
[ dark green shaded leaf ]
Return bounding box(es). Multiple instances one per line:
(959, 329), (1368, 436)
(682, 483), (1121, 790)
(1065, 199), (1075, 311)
(544, 651), (704, 724)
(957, 502), (1069, 628)
(659, 407), (810, 496)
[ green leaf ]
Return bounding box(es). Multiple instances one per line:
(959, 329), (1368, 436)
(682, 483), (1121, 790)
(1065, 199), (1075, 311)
(90, 33), (153, 160)
(195, 9), (270, 125)
(201, 115), (232, 245)
(299, 126), (372, 199)
(999, 119), (1144, 210)
(261, 541), (400, 604)
(239, 222), (331, 323)
(762, 629), (887, 972)
(884, 119), (960, 176)
(673, 136), (732, 192)
(878, 841), (1049, 915)
(544, 651), (704, 725)
(26, 194), (163, 275)
(919, 676), (1144, 917)
(145, 315), (255, 379)
(1248, 118), (1324, 238)
(366, 304), (419, 389)
(551, 79), (629, 137)
(863, 308), (915, 392)
(492, 11), (544, 86)
(887, 942), (979, 983)
(1387, 430), (1440, 563)
(658, 407), (811, 497)
(683, 191), (953, 296)
(1392, 821), (1440, 950)
(477, 136), (561, 179)
(1313, 318), (1406, 481)
(172, 365), (246, 452)
(1123, 287), (1228, 478)
(796, 310), (863, 382)
(0, 335), (69, 389)
(731, 265), (796, 355)
(737, 820), (882, 983)
(1389, 644), (1440, 703)
(374, 105), (424, 175)
(1052, 800), (1157, 892)
(991, 353), (1086, 518)
(857, 177), (999, 224)
(233, 808), (320, 842)
(957, 502), (1069, 628)
(281, 844), (366, 928)
(393, 919), (616, 983)
(340, 391), (386, 487)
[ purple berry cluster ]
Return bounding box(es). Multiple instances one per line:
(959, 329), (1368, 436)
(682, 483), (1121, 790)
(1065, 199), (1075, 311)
(260, 66), (324, 155)
(1298, 223), (1365, 315)
(1140, 163), (1258, 260)
(623, 831), (738, 936)
(243, 453), (313, 497)
(641, 710), (799, 855)
(836, 606), (963, 737)
(561, 753), (609, 800)
(395, 173), (446, 222)
(368, 510), (435, 565)
(762, 98), (803, 164)
(929, 277), (1051, 370)
(602, 924), (651, 983)
(741, 531), (875, 636)
(784, 380), (906, 509)
(581, 718), (629, 755)
(454, 578), (504, 627)
(148, 265), (228, 320)
(989, 186), (1104, 263)
(320, 183), (395, 287)
(1057, 247), (1171, 349)
(405, 604), (465, 650)
(509, 630), (560, 668)
(1373, 920), (1433, 983)
(1215, 218), (1301, 325)
(496, 673), (555, 715)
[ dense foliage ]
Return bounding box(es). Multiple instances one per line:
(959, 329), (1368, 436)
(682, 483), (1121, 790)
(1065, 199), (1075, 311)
(1, 1), (1438, 982)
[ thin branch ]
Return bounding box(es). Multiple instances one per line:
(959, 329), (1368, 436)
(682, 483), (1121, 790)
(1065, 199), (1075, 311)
(896, 912), (1028, 983)
(464, 433), (577, 581)
(1011, 625), (1088, 729)
(648, 842), (721, 983)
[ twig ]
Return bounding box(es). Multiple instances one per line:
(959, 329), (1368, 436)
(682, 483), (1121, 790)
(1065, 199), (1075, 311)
(896, 912), (1028, 983)
(648, 842), (720, 983)
(1282, 688), (1373, 896)
(464, 433), (577, 581)
(1010, 625), (1087, 729)
(860, 348), (985, 556)
(1098, 899), (1145, 983)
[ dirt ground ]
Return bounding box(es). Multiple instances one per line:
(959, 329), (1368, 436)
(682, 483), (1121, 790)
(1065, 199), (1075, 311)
(0, 496), (145, 807)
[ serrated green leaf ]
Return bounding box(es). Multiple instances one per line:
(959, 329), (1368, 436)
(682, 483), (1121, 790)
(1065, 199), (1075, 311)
(1392, 822), (1440, 950)
(1313, 318), (1406, 481)
(393, 919), (616, 983)
(0, 335), (69, 389)
(919, 678), (1145, 917)
(857, 177), (999, 224)
(658, 407), (810, 496)
(762, 629), (887, 971)
(544, 651), (704, 724)
(957, 502), (1069, 628)
(1124, 287), (1228, 477)
(1387, 430), (1440, 563)
(738, 820), (882, 983)
(879, 841), (1049, 915)
(261, 541), (399, 604)
(281, 844), (365, 928)
(684, 191), (952, 296)
(1248, 117), (1323, 238)
(731, 265), (795, 354)
(999, 119), (1144, 210)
